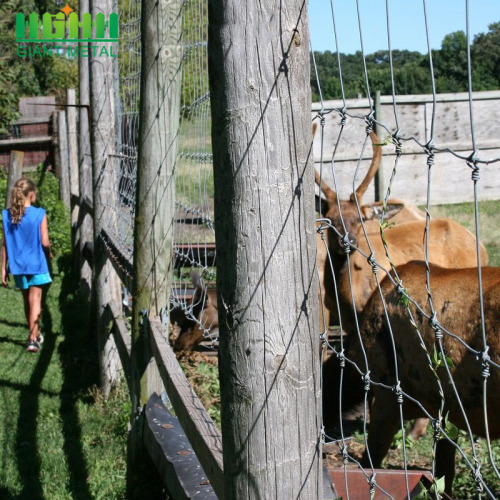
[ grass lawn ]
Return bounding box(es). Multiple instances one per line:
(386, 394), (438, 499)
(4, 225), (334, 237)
(0, 257), (128, 499)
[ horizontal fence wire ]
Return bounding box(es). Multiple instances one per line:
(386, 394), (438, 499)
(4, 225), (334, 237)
(312, 1), (500, 498)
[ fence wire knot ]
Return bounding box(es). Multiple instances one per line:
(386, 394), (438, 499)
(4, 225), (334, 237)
(341, 444), (349, 464)
(364, 112), (375, 134)
(362, 371), (371, 392)
(316, 110), (327, 128)
(429, 313), (443, 340)
(425, 140), (435, 168)
(367, 253), (378, 275)
(368, 474), (377, 497)
(320, 331), (328, 347)
(338, 349), (346, 368)
(431, 418), (442, 440)
(392, 131), (402, 157)
(480, 346), (491, 379)
(473, 464), (484, 493)
(393, 381), (404, 404)
(339, 107), (347, 127)
(468, 155), (480, 182)
(342, 234), (352, 254)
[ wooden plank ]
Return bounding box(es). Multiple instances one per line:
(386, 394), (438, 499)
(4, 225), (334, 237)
(143, 393), (218, 500)
(149, 317), (225, 500)
(0, 136), (52, 149)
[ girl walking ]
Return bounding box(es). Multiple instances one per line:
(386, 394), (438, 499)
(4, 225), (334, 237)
(1, 178), (52, 353)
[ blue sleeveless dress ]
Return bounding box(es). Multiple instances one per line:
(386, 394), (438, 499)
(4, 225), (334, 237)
(2, 206), (52, 289)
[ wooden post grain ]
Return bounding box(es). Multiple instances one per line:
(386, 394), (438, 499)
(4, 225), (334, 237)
(131, 0), (182, 411)
(66, 89), (80, 241)
(90, 0), (122, 396)
(58, 110), (70, 208)
(78, 4), (93, 298)
(6, 151), (24, 207)
(208, 2), (322, 498)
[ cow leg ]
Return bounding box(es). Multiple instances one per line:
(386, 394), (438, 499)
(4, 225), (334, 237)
(361, 389), (401, 468)
(409, 418), (429, 441)
(435, 438), (456, 497)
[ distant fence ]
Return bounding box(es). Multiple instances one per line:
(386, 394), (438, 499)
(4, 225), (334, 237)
(312, 90), (500, 205)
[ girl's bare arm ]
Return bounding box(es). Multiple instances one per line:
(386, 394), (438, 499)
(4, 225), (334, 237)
(41, 214), (53, 259)
(1, 224), (7, 287)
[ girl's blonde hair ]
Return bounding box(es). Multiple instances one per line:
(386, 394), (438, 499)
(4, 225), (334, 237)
(10, 177), (36, 224)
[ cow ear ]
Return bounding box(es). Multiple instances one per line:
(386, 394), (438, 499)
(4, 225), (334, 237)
(315, 193), (329, 216)
(362, 202), (405, 221)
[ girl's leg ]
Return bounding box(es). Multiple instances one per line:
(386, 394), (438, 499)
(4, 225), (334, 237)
(27, 286), (43, 342)
(22, 289), (30, 325)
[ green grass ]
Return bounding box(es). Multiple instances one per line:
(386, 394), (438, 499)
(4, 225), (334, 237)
(0, 258), (128, 499)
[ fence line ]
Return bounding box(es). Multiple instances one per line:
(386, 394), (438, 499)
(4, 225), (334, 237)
(74, 0), (500, 498)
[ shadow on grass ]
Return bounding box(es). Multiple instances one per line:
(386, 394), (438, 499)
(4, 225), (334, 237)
(56, 255), (100, 500)
(15, 284), (55, 499)
(0, 336), (26, 348)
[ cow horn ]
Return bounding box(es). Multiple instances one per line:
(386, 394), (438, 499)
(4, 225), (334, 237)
(350, 130), (382, 203)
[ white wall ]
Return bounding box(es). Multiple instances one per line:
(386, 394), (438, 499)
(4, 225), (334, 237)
(312, 91), (500, 205)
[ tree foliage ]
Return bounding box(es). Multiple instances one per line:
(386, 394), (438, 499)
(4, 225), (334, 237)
(0, 0), (79, 134)
(311, 23), (500, 101)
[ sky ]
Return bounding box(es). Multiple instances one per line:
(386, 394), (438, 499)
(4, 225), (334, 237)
(309, 0), (500, 54)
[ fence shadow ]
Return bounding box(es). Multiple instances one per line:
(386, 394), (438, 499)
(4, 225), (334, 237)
(15, 284), (55, 499)
(56, 254), (100, 500)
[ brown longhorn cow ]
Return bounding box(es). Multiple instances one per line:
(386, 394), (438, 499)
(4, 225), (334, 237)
(173, 273), (218, 352)
(324, 261), (500, 496)
(314, 122), (488, 442)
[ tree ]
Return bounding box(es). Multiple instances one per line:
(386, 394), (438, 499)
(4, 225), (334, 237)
(0, 0), (79, 133)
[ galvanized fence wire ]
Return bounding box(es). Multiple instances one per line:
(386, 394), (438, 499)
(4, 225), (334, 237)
(170, 0), (218, 349)
(100, 0), (141, 272)
(312, 0), (500, 498)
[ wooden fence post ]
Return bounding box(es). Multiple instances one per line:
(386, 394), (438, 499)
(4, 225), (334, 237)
(51, 111), (60, 180)
(208, 2), (322, 498)
(58, 110), (70, 208)
(78, 1), (93, 299)
(6, 151), (24, 207)
(66, 89), (80, 246)
(90, 0), (123, 396)
(128, 0), (182, 493)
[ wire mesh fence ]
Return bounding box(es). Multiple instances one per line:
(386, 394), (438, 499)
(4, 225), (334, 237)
(311, 1), (500, 498)
(170, 0), (219, 350)
(86, 0), (500, 496)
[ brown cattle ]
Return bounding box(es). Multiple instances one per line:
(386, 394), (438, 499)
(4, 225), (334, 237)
(314, 123), (487, 442)
(324, 262), (500, 496)
(173, 273), (218, 352)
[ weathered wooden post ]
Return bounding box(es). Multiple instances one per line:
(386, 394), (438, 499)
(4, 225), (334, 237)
(6, 151), (24, 207)
(128, 0), (182, 492)
(78, 6), (94, 297)
(90, 0), (123, 395)
(58, 110), (70, 208)
(66, 88), (80, 244)
(374, 90), (384, 201)
(208, 2), (322, 498)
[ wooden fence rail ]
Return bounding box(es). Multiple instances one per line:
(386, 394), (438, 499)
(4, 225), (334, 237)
(108, 303), (225, 498)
